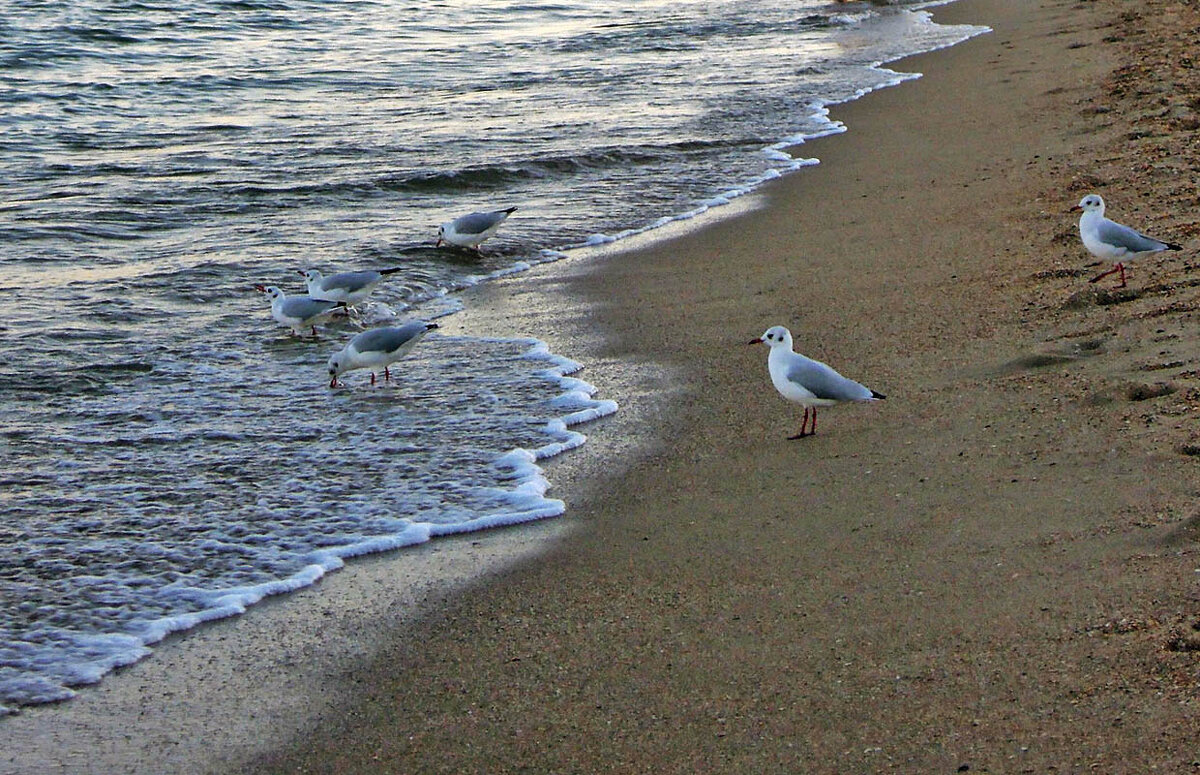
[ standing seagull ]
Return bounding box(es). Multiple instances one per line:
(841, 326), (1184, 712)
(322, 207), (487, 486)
(748, 325), (885, 439)
(327, 322), (438, 387)
(300, 267), (403, 306)
(255, 285), (341, 338)
(1072, 194), (1182, 288)
(436, 206), (517, 251)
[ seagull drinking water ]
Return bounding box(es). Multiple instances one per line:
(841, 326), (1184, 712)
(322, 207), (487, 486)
(748, 325), (884, 439)
(327, 322), (438, 387)
(1072, 194), (1182, 288)
(436, 207), (517, 251)
(255, 285), (341, 338)
(300, 267), (403, 306)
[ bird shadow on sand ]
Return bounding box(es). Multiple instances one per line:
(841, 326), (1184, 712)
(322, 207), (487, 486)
(988, 337), (1107, 378)
(1159, 508), (1200, 548)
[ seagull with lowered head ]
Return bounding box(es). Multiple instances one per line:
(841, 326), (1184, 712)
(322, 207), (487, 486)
(327, 321), (438, 387)
(436, 206), (517, 252)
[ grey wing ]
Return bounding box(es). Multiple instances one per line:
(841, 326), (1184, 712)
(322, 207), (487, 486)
(453, 210), (507, 235)
(1097, 218), (1170, 253)
(283, 298), (337, 319)
(354, 322), (428, 354)
(786, 359), (873, 401)
(328, 270), (381, 292)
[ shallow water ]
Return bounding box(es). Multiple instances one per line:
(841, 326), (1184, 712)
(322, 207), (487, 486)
(0, 0), (984, 711)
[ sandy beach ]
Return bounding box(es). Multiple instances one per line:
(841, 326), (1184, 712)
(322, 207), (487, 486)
(6, 0), (1200, 771)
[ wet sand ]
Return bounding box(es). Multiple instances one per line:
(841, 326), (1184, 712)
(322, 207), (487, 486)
(6, 0), (1200, 772)
(247, 0), (1200, 770)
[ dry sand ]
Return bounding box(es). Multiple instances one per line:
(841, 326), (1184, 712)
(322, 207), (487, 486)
(5, 0), (1200, 772)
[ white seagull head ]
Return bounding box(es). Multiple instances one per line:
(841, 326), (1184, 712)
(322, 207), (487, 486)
(255, 284), (285, 302)
(749, 325), (793, 350)
(1072, 194), (1104, 215)
(327, 352), (346, 380)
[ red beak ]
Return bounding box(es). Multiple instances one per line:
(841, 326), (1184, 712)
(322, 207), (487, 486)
(747, 338), (762, 345)
(1069, 205), (1082, 212)
(329, 376), (339, 388)
(254, 284), (266, 292)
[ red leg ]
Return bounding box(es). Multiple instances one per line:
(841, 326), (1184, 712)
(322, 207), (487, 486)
(370, 372), (376, 386)
(1118, 263), (1127, 288)
(311, 325), (318, 337)
(1089, 264), (1122, 284)
(384, 366), (391, 382)
(789, 407), (811, 440)
(811, 408), (818, 436)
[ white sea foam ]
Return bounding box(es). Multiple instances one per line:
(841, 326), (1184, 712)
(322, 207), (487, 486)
(0, 334), (616, 713)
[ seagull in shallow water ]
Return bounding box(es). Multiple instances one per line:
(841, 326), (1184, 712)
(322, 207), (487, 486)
(436, 207), (517, 251)
(1071, 194), (1182, 288)
(300, 267), (403, 306)
(748, 325), (885, 439)
(327, 322), (438, 387)
(255, 285), (341, 338)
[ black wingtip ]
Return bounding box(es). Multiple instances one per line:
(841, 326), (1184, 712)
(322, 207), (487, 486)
(1166, 242), (1184, 251)
(504, 206), (518, 214)
(871, 390), (887, 400)
(380, 266), (405, 275)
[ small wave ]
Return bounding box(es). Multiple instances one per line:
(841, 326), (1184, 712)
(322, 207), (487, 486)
(0, 45), (87, 69)
(0, 372), (114, 398)
(376, 139), (768, 194)
(60, 26), (142, 45)
(83, 361), (156, 375)
(826, 12), (874, 27)
(214, 0), (297, 11)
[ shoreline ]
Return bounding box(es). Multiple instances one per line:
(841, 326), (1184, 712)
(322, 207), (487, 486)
(251, 0), (1200, 770)
(7, 0), (1200, 771)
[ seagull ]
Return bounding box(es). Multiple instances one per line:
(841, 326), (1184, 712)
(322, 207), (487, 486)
(327, 322), (438, 387)
(1072, 194), (1182, 288)
(436, 206), (517, 251)
(300, 267), (403, 306)
(748, 325), (885, 439)
(255, 285), (342, 337)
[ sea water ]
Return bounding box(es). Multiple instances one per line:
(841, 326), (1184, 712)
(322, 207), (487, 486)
(0, 0), (985, 712)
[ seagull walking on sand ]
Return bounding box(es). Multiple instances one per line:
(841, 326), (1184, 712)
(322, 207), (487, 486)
(749, 325), (885, 439)
(300, 267), (403, 306)
(327, 322), (438, 387)
(255, 285), (342, 338)
(436, 207), (517, 251)
(1072, 194), (1182, 288)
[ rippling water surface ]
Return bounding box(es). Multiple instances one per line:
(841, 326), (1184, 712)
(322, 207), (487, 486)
(0, 0), (984, 711)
